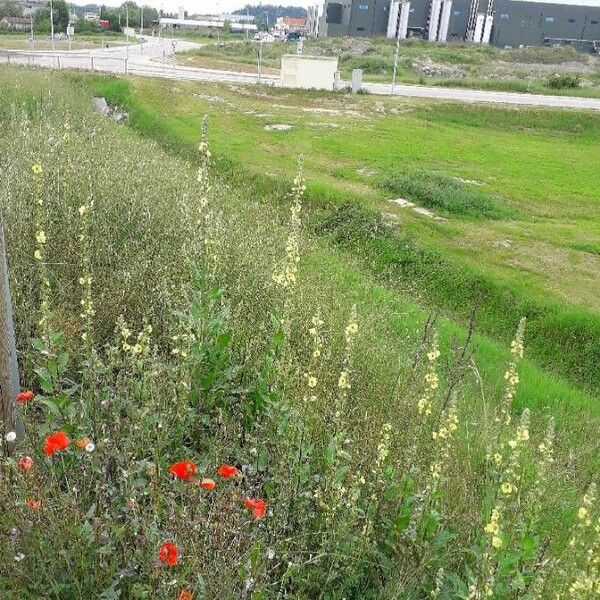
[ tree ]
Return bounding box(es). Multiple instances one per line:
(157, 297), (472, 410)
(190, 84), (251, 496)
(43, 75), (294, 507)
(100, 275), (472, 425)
(34, 0), (69, 33)
(53, 0), (70, 32)
(0, 0), (22, 19)
(233, 4), (307, 29)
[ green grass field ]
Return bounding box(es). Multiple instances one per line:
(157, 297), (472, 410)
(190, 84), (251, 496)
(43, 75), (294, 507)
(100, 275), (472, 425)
(0, 30), (138, 50)
(0, 65), (599, 598)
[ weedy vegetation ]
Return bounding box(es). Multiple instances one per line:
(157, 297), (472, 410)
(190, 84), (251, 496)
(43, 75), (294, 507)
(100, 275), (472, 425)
(0, 67), (599, 599)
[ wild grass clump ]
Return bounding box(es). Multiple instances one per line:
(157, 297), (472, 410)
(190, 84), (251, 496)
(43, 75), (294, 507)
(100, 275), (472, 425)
(546, 73), (581, 90)
(381, 170), (512, 219)
(0, 68), (597, 599)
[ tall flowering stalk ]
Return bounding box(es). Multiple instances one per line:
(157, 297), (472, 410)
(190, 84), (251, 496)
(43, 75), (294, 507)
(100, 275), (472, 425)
(527, 416), (555, 525)
(272, 158), (305, 377)
(418, 332), (440, 418)
(557, 483), (600, 597)
(303, 310), (324, 408)
(272, 159), (304, 292)
(473, 408), (531, 599)
(197, 114), (211, 205)
(31, 163), (51, 342)
(496, 317), (526, 429)
(335, 304), (358, 420)
(430, 391), (459, 489)
(78, 195), (95, 357)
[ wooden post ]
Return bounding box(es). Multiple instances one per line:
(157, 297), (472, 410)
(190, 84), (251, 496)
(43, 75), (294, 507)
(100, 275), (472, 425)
(0, 220), (20, 452)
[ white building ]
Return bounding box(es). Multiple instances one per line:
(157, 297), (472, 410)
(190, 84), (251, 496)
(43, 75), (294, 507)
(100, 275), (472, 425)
(159, 17), (257, 32)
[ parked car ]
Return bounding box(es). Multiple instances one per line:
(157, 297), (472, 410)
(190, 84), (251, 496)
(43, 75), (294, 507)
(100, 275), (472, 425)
(254, 32), (276, 43)
(285, 31), (302, 41)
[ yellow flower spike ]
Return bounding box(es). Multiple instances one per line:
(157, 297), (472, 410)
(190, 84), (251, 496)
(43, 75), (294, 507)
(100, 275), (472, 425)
(32, 164), (43, 174)
(491, 536), (503, 549)
(345, 322), (358, 335)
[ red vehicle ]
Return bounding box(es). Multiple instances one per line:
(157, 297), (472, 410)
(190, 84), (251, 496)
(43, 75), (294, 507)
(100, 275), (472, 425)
(99, 20), (110, 28)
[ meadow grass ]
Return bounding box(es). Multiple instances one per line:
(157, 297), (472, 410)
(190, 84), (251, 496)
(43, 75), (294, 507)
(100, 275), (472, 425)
(380, 171), (513, 219)
(0, 65), (599, 599)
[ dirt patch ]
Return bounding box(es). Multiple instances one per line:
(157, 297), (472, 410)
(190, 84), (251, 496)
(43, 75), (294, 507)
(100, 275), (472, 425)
(389, 197), (447, 222)
(265, 124), (294, 131)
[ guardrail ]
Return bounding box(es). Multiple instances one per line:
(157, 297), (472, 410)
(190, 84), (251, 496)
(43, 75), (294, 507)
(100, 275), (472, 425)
(0, 50), (131, 74)
(0, 50), (280, 85)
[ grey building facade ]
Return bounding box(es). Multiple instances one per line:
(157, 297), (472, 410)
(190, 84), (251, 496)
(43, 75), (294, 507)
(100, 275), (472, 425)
(318, 0), (600, 48)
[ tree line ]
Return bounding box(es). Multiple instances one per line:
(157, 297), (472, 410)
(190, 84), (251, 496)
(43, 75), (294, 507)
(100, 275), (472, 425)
(0, 0), (159, 34)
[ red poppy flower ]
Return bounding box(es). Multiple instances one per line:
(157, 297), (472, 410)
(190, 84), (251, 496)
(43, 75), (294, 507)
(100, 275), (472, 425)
(199, 478), (216, 491)
(169, 461), (197, 480)
(243, 497), (267, 520)
(26, 498), (42, 509)
(16, 390), (34, 403)
(17, 456), (34, 471)
(178, 590), (193, 600)
(217, 464), (240, 479)
(159, 541), (178, 566)
(43, 431), (71, 455)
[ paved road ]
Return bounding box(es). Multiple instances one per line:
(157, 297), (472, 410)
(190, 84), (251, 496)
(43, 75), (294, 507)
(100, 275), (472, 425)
(366, 81), (600, 110)
(1, 37), (599, 110)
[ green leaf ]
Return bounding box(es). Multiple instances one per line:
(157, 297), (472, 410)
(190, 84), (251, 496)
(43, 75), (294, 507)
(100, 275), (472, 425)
(521, 534), (537, 560)
(38, 398), (62, 418)
(34, 366), (53, 393)
(57, 351), (69, 372)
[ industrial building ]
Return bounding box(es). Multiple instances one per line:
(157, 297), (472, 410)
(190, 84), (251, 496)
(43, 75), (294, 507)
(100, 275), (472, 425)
(317, 0), (600, 48)
(159, 8), (257, 33)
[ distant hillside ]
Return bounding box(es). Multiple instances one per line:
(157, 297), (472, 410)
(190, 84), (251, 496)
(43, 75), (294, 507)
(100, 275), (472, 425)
(233, 4), (307, 26)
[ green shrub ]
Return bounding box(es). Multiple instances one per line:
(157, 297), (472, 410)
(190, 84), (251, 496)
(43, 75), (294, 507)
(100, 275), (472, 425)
(341, 55), (393, 74)
(546, 73), (581, 89)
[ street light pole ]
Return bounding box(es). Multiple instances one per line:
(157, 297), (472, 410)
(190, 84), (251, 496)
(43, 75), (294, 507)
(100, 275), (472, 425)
(140, 6), (144, 34)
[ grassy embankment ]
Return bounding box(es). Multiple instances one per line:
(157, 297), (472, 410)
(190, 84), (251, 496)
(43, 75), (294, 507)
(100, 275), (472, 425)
(82, 74), (600, 400)
(173, 37), (600, 97)
(0, 65), (598, 598)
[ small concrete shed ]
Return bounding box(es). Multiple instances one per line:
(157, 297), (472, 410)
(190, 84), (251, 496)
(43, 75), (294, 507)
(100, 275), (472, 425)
(280, 55), (339, 91)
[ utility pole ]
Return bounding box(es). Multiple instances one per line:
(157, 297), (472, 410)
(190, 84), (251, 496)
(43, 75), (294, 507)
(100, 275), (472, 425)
(0, 220), (20, 455)
(49, 0), (55, 62)
(257, 38), (263, 83)
(126, 3), (129, 63)
(391, 3), (402, 96)
(29, 13), (34, 56)
(140, 5), (144, 34)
